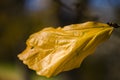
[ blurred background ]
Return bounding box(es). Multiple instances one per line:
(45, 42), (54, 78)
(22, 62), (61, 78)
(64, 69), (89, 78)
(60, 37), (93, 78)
(0, 0), (120, 80)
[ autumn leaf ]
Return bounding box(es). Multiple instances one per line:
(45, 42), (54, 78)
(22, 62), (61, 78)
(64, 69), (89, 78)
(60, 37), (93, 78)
(18, 21), (113, 78)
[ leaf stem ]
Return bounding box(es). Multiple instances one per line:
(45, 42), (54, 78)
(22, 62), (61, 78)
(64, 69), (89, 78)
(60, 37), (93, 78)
(107, 22), (120, 28)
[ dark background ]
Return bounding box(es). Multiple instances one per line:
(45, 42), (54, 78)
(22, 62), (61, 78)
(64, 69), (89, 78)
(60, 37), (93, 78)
(0, 0), (120, 80)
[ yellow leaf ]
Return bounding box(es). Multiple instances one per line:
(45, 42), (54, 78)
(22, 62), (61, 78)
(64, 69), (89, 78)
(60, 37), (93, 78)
(18, 21), (113, 78)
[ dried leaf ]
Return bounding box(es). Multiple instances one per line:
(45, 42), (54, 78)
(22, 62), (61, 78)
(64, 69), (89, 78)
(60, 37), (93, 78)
(18, 21), (113, 78)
